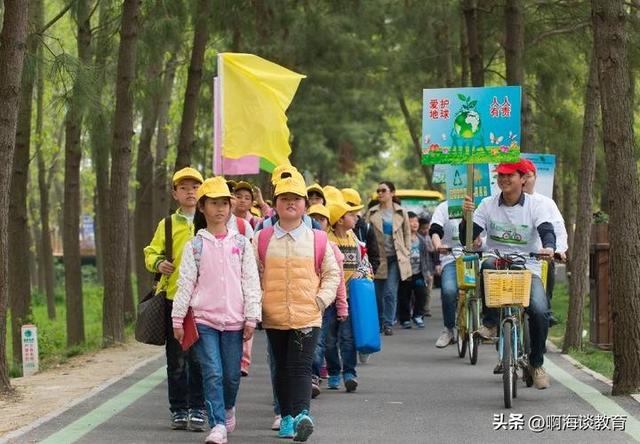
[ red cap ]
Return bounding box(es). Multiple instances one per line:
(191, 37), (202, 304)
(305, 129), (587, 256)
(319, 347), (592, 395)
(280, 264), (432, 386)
(496, 159), (528, 175)
(520, 158), (537, 174)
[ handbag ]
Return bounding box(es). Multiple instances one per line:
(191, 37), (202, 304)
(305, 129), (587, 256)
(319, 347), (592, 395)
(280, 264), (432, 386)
(135, 216), (172, 345)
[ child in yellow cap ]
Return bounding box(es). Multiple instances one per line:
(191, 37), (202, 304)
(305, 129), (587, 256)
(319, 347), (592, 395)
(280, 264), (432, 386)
(143, 166), (206, 432)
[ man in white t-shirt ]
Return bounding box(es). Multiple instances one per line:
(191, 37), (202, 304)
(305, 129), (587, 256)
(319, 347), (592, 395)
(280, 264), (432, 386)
(429, 201), (462, 348)
(460, 159), (556, 390)
(521, 158), (567, 326)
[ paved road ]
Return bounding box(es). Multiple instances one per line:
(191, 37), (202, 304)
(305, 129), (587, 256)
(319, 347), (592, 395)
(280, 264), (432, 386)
(7, 291), (640, 443)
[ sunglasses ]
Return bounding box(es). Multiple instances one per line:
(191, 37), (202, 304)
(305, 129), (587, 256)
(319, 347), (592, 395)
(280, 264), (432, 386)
(376, 188), (389, 194)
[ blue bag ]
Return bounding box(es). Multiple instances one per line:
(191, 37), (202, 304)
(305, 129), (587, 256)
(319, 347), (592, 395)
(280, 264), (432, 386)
(348, 279), (381, 354)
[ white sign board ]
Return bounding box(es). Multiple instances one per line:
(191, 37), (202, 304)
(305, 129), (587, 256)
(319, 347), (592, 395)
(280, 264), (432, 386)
(21, 324), (39, 376)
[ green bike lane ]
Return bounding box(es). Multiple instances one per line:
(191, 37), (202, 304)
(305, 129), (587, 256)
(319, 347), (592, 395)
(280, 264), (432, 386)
(5, 293), (640, 443)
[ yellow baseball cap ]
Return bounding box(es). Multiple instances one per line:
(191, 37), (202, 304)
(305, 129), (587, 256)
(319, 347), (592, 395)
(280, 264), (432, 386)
(307, 183), (325, 199)
(196, 176), (232, 201)
(341, 188), (364, 211)
(323, 185), (344, 205)
(308, 204), (330, 220)
(274, 176), (307, 198)
(328, 201), (356, 226)
(172, 167), (204, 185)
(271, 164), (299, 185)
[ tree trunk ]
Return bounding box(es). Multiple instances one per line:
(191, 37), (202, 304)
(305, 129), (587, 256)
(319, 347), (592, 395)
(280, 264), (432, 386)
(63, 0), (91, 346)
(397, 93), (433, 189)
(153, 55), (177, 223)
(463, 0), (484, 87)
(34, 0), (55, 320)
(125, 211), (135, 321)
(134, 54), (163, 302)
(174, 0), (210, 171)
(564, 48), (599, 352)
(459, 12), (469, 86)
(90, 0), (113, 286)
(103, 0), (141, 346)
(0, 0), (29, 391)
(592, 0), (640, 395)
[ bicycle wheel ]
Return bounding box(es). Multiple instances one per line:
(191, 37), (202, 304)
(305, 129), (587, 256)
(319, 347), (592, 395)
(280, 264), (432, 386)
(456, 292), (467, 358)
(502, 321), (513, 409)
(468, 298), (480, 365)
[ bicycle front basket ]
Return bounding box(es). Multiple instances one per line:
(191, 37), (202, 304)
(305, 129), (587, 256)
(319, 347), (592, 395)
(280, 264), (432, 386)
(483, 270), (532, 308)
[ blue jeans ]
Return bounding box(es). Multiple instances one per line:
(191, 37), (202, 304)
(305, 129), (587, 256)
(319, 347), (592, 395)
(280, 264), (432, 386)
(193, 324), (243, 427)
(440, 262), (459, 330)
(375, 256), (401, 327)
(314, 303), (357, 378)
(164, 300), (204, 413)
(480, 257), (550, 368)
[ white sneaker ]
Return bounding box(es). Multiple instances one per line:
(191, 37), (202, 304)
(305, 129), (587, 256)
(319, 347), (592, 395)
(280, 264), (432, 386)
(436, 329), (454, 348)
(205, 424), (227, 444)
(271, 414), (281, 431)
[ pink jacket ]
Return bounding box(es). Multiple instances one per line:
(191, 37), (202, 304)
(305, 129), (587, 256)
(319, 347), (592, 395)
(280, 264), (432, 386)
(172, 230), (262, 331)
(330, 242), (349, 318)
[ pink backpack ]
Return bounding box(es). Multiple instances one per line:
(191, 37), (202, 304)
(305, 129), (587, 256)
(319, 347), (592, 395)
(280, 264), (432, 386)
(257, 226), (328, 276)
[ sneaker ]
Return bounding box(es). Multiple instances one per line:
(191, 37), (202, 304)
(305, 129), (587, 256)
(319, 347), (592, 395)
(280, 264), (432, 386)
(225, 407), (236, 433)
(170, 410), (188, 430)
(401, 321), (412, 329)
(424, 311), (432, 317)
(413, 317), (425, 328)
(435, 329), (454, 348)
(188, 409), (206, 432)
(293, 410), (314, 442)
(343, 373), (358, 393)
(531, 366), (550, 389)
(271, 414), (281, 431)
(358, 352), (370, 364)
(477, 324), (498, 340)
(493, 361), (504, 375)
(241, 368), (249, 377)
(327, 375), (340, 390)
(205, 425), (227, 444)
(383, 326), (394, 336)
(311, 375), (321, 398)
(278, 415), (294, 438)
(319, 364), (329, 379)
(549, 315), (559, 327)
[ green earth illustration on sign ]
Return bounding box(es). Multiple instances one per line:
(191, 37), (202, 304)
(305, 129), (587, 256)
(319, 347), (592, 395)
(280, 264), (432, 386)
(453, 95), (481, 139)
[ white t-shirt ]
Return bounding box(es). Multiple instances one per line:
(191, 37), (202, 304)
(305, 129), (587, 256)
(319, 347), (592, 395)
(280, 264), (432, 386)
(431, 201), (462, 268)
(228, 214), (254, 240)
(473, 193), (554, 277)
(530, 192), (568, 253)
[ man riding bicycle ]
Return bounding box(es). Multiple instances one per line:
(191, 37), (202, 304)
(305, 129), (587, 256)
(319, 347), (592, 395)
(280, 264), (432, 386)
(459, 159), (557, 390)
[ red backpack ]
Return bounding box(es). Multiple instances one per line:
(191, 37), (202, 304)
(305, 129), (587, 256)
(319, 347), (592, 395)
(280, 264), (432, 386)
(256, 226), (328, 276)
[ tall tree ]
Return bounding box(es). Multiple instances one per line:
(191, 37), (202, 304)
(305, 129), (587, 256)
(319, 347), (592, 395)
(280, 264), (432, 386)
(0, 0), (29, 390)
(8, 0), (39, 365)
(174, 0), (210, 170)
(564, 47), (599, 352)
(592, 0), (640, 395)
(463, 0), (485, 86)
(64, 0), (93, 346)
(103, 0), (141, 345)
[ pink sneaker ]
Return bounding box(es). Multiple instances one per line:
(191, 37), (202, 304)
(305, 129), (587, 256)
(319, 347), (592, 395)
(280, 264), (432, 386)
(225, 407), (236, 433)
(205, 425), (227, 444)
(319, 364), (329, 379)
(271, 414), (281, 431)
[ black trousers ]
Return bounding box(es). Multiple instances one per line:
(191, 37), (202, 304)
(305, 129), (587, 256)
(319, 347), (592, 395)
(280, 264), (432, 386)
(397, 274), (427, 323)
(164, 299), (204, 412)
(266, 328), (320, 417)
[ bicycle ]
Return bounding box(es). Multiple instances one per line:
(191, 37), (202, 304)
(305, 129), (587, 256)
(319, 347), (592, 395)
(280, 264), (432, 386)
(441, 247), (484, 365)
(484, 250), (556, 408)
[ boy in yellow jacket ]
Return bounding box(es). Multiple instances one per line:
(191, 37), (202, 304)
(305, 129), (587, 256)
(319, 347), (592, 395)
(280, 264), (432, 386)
(144, 167), (206, 432)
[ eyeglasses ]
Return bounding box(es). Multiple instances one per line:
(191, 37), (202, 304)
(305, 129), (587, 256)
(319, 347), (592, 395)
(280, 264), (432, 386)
(376, 188), (389, 194)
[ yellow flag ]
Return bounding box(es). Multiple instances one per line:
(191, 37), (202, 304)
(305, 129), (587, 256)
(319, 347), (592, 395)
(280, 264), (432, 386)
(220, 53), (306, 166)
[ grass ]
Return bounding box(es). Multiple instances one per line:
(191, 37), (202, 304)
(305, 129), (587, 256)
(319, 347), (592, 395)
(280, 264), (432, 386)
(548, 282), (614, 380)
(7, 266), (136, 378)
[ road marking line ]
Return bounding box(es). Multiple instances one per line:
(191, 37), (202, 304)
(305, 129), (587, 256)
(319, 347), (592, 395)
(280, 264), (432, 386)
(546, 357), (640, 442)
(38, 367), (166, 444)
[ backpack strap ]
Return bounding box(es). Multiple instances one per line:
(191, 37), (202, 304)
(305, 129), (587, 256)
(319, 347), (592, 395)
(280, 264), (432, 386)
(192, 234), (204, 278)
(257, 226), (275, 266)
(165, 215), (173, 262)
(236, 216), (246, 236)
(312, 229), (328, 276)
